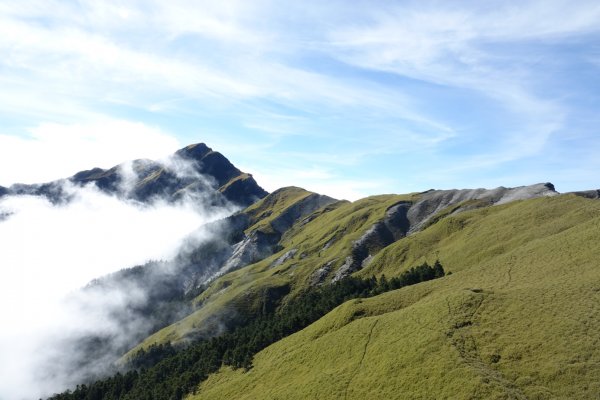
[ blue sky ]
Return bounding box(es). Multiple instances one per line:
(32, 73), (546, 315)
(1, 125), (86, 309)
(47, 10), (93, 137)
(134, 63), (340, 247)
(0, 0), (599, 200)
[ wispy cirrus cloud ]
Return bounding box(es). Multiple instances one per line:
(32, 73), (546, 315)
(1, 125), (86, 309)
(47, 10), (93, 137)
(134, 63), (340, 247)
(322, 0), (600, 171)
(0, 1), (450, 123)
(1, 0), (599, 196)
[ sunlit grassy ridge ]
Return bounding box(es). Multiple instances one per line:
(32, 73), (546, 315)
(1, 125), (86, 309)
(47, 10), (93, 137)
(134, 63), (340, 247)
(127, 191), (415, 354)
(190, 194), (600, 399)
(242, 186), (313, 233)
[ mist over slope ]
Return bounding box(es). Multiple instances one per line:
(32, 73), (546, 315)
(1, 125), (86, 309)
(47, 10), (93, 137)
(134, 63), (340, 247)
(0, 143), (267, 399)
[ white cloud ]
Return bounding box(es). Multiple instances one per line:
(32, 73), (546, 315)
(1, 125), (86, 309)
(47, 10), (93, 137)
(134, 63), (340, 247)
(249, 164), (389, 201)
(0, 0), (455, 137)
(0, 182), (233, 399)
(0, 0), (596, 196)
(323, 0), (600, 171)
(0, 119), (180, 185)
(0, 15), (261, 99)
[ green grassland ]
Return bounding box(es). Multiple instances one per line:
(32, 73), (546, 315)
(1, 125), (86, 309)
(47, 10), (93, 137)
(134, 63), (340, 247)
(126, 190), (416, 356)
(242, 186), (315, 233)
(189, 194), (600, 399)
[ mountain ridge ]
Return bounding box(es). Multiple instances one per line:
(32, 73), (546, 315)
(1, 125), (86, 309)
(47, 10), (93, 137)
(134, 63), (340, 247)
(191, 193), (600, 400)
(47, 180), (600, 399)
(10, 142), (597, 400)
(124, 181), (563, 356)
(0, 142), (267, 208)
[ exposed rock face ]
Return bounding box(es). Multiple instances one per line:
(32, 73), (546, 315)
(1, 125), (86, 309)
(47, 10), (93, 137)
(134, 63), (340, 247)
(407, 183), (558, 233)
(332, 201), (411, 282)
(176, 189), (337, 290)
(333, 183), (559, 281)
(2, 143), (268, 208)
(216, 230), (280, 277)
(0, 186), (7, 197)
(311, 259), (337, 286)
(571, 189), (600, 199)
(211, 191), (337, 280)
(270, 249), (298, 268)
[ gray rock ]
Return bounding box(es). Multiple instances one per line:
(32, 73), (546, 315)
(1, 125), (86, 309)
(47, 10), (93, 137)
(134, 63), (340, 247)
(270, 249), (298, 268)
(571, 189), (600, 199)
(333, 183), (559, 281)
(407, 183), (558, 233)
(332, 201), (411, 281)
(215, 230), (280, 278)
(311, 259), (337, 285)
(332, 257), (354, 283)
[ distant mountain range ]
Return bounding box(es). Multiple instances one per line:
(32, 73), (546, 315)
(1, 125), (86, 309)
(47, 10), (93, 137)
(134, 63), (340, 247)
(6, 143), (599, 400)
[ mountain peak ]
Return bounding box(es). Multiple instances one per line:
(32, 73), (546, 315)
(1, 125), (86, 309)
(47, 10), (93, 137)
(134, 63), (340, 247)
(2, 142), (268, 208)
(175, 143), (212, 161)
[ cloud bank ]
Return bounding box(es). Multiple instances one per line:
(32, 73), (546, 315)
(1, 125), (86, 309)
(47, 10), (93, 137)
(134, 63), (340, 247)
(0, 179), (233, 399)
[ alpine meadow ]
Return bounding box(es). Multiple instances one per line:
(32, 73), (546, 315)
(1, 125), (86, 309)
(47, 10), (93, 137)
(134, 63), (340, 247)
(1, 1), (600, 400)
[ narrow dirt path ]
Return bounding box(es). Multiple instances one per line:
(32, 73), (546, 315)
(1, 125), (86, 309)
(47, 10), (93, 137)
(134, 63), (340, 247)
(344, 319), (379, 400)
(446, 292), (528, 400)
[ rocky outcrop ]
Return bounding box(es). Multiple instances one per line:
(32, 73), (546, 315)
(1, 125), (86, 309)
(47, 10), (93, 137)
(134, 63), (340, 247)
(211, 191), (337, 279)
(571, 189), (600, 199)
(406, 183), (558, 233)
(216, 230), (281, 277)
(332, 201), (411, 282)
(177, 189), (337, 290)
(270, 249), (298, 268)
(333, 183), (559, 281)
(311, 259), (337, 286)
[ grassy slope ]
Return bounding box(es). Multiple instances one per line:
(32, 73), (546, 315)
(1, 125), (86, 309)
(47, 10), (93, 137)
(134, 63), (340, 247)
(242, 186), (314, 233)
(191, 194), (600, 399)
(127, 192), (414, 354)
